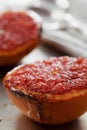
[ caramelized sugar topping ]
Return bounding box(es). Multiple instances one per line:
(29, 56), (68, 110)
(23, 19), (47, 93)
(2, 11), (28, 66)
(4, 57), (87, 94)
(0, 11), (39, 51)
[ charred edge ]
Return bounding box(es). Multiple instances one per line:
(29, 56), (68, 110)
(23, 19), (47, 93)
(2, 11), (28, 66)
(10, 89), (43, 120)
(36, 101), (43, 121)
(39, 26), (42, 37)
(10, 89), (38, 102)
(10, 89), (26, 97)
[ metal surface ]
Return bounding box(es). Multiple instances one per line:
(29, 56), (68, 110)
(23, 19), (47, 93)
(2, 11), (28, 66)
(28, 4), (87, 57)
(42, 30), (87, 57)
(0, 44), (87, 130)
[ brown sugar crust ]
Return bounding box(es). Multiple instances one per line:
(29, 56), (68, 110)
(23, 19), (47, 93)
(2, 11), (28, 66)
(0, 11), (39, 51)
(0, 11), (41, 65)
(4, 56), (87, 96)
